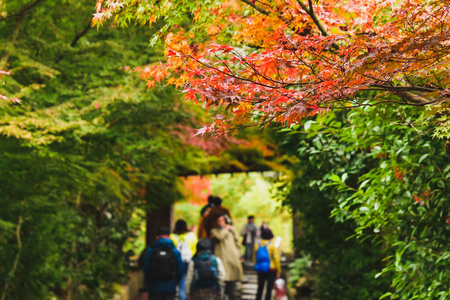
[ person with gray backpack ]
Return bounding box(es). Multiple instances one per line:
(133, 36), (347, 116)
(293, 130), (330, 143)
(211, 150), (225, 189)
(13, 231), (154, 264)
(186, 238), (226, 300)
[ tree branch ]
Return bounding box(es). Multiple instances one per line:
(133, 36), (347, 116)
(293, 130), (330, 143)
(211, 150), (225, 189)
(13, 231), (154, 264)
(296, 0), (329, 37)
(401, 91), (437, 105)
(372, 83), (442, 104)
(240, 0), (270, 16)
(70, 21), (92, 47)
(0, 0), (46, 22)
(1, 210), (23, 300)
(445, 141), (450, 161)
(372, 84), (442, 94)
(55, 19), (93, 63)
(0, 12), (27, 69)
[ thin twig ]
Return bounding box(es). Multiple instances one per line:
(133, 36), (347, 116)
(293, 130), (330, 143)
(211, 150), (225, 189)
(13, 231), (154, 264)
(1, 207), (23, 300)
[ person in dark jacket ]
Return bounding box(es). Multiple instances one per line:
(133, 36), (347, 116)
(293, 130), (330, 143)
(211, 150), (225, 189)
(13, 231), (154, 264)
(200, 195), (216, 217)
(143, 227), (184, 300)
(205, 197), (232, 236)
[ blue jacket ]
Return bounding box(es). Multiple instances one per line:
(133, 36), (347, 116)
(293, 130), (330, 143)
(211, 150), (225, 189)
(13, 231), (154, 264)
(143, 237), (184, 293)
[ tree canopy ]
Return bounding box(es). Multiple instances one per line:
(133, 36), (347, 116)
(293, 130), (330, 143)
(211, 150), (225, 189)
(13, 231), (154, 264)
(94, 0), (450, 299)
(94, 0), (449, 137)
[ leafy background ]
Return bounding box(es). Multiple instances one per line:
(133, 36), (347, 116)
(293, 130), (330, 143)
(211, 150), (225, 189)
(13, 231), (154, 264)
(1, 1), (449, 300)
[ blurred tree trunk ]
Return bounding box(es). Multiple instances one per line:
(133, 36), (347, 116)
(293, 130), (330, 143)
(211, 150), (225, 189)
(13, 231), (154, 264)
(292, 211), (303, 258)
(146, 205), (173, 246)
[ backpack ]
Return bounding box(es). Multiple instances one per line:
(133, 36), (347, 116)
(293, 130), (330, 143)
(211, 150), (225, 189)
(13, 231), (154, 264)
(254, 241), (271, 273)
(149, 246), (177, 280)
(191, 252), (220, 290)
(241, 233), (247, 246)
(175, 234), (193, 263)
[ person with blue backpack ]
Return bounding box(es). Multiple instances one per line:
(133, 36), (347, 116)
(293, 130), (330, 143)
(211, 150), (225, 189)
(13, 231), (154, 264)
(185, 238), (226, 300)
(253, 224), (281, 300)
(142, 227), (185, 300)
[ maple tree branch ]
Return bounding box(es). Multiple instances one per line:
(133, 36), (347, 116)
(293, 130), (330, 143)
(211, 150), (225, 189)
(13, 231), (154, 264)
(233, 52), (303, 87)
(296, 0), (329, 37)
(372, 84), (440, 94)
(240, 59), (276, 85)
(308, 0), (314, 12)
(275, 66), (285, 84)
(0, 0), (45, 22)
(322, 98), (415, 109)
(294, 52), (317, 75)
(70, 21), (92, 47)
(55, 18), (93, 63)
(401, 71), (416, 89)
(240, 42), (264, 50)
(363, 89), (443, 106)
(240, 0), (270, 16)
(296, 0), (310, 14)
(431, 71), (444, 90)
(254, 0), (272, 8)
(214, 55), (238, 78)
(193, 56), (277, 90)
(374, 82), (444, 105)
(401, 92), (438, 105)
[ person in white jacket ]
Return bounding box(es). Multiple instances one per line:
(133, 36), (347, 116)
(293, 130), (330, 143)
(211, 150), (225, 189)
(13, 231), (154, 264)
(185, 238), (226, 300)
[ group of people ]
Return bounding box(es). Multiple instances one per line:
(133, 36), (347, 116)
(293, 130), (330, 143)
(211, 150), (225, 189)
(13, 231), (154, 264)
(141, 195), (281, 300)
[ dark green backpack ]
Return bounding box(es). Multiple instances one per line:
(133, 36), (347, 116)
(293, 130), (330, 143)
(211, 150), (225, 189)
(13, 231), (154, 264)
(191, 252), (220, 290)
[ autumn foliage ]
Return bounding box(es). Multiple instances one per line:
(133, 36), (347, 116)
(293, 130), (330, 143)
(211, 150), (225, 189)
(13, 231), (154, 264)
(94, 0), (450, 136)
(181, 175), (212, 205)
(92, 3), (450, 297)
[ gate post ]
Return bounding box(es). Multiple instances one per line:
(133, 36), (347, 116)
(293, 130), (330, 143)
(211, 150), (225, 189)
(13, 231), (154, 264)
(146, 205), (173, 247)
(292, 211), (303, 258)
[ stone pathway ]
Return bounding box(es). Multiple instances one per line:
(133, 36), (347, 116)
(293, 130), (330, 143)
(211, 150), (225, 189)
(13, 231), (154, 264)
(241, 261), (258, 300)
(134, 262), (263, 300)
